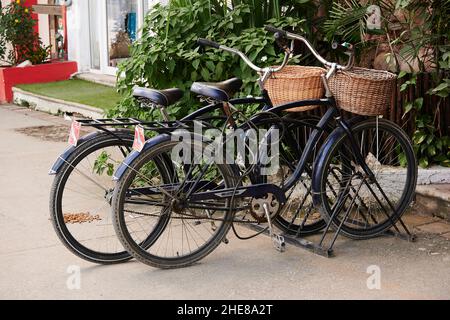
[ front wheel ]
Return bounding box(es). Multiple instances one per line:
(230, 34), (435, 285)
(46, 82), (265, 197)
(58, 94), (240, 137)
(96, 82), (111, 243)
(315, 118), (417, 239)
(112, 137), (238, 269)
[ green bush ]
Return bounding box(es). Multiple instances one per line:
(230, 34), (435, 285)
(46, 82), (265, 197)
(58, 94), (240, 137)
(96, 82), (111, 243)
(109, 0), (319, 120)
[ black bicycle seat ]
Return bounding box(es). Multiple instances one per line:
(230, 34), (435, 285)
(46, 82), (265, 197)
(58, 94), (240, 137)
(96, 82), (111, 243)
(191, 78), (243, 102)
(133, 87), (184, 107)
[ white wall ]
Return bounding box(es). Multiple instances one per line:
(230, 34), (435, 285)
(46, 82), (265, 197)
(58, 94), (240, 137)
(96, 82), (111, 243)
(37, 0), (50, 49)
(66, 0), (91, 72)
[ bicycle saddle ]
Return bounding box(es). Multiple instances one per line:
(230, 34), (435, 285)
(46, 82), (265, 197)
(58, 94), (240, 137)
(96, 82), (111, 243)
(133, 87), (184, 107)
(191, 78), (243, 102)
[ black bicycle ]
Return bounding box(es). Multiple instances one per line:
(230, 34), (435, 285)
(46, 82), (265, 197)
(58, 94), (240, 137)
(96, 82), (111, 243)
(111, 26), (417, 269)
(48, 38), (328, 264)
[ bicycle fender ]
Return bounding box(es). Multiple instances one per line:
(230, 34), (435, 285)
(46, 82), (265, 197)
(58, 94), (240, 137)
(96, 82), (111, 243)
(311, 126), (346, 207)
(49, 131), (100, 175)
(49, 129), (137, 175)
(113, 134), (172, 181)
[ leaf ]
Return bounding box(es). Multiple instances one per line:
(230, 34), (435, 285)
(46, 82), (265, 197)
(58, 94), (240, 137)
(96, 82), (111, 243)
(200, 68), (210, 81)
(398, 70), (408, 79)
(403, 102), (413, 116)
(413, 132), (426, 145)
(436, 139), (443, 151)
(441, 160), (450, 168)
(419, 157), (429, 168)
(427, 145), (436, 157)
(442, 51), (450, 61)
(215, 62), (224, 79)
(167, 60), (176, 74)
(400, 83), (409, 92)
(107, 164), (115, 177)
(434, 154), (447, 162)
(192, 60), (200, 70)
(432, 82), (449, 93)
(206, 61), (216, 72)
(414, 98), (424, 111)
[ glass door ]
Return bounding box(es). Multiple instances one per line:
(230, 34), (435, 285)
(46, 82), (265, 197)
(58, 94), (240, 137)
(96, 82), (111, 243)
(106, 0), (139, 68)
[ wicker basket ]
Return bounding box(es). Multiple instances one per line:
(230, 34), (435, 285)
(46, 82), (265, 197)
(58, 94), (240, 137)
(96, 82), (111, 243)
(329, 67), (397, 116)
(265, 66), (326, 112)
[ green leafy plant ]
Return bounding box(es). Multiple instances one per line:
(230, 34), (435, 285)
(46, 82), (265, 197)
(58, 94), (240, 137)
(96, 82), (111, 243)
(109, 0), (318, 120)
(0, 0), (50, 66)
(325, 0), (449, 168)
(93, 151), (115, 177)
(323, 0), (370, 43)
(396, 0), (450, 167)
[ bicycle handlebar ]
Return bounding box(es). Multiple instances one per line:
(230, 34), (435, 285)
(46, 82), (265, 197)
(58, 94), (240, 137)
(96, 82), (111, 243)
(264, 25), (287, 37)
(332, 41), (354, 55)
(197, 37), (290, 74)
(197, 25), (354, 83)
(197, 38), (221, 49)
(265, 25), (354, 71)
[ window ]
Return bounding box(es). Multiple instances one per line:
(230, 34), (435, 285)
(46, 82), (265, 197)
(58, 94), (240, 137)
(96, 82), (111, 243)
(106, 0), (139, 67)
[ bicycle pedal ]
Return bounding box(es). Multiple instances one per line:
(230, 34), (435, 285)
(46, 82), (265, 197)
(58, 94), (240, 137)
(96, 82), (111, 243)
(272, 234), (286, 253)
(222, 237), (229, 245)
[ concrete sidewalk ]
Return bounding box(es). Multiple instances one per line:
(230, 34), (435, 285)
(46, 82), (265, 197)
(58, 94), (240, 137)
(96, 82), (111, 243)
(0, 105), (449, 300)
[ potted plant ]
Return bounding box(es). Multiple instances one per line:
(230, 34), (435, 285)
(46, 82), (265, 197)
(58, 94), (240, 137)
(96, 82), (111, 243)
(0, 0), (77, 103)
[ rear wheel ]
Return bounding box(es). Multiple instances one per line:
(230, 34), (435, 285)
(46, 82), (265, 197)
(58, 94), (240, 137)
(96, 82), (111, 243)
(50, 131), (135, 264)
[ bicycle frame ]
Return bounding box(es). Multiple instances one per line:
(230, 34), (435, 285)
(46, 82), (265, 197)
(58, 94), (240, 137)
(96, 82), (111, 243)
(114, 88), (374, 215)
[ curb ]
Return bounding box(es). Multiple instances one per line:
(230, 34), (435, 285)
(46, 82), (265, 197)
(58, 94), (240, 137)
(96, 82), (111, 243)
(12, 87), (104, 119)
(415, 185), (450, 221)
(417, 166), (450, 185)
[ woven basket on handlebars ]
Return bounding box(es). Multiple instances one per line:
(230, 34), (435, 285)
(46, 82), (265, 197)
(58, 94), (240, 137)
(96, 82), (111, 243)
(329, 67), (397, 116)
(265, 66), (326, 112)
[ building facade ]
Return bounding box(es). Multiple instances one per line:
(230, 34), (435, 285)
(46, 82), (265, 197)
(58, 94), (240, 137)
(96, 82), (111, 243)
(67, 0), (166, 75)
(1, 0), (166, 75)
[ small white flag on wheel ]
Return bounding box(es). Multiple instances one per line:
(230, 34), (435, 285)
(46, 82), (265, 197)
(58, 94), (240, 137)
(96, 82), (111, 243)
(133, 125), (146, 152)
(68, 120), (81, 147)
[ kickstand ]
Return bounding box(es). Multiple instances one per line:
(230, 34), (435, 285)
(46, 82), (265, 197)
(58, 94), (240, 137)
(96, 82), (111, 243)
(244, 223), (333, 257)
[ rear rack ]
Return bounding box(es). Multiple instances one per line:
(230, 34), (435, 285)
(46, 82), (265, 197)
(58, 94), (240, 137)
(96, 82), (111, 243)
(75, 117), (222, 133)
(76, 118), (149, 127)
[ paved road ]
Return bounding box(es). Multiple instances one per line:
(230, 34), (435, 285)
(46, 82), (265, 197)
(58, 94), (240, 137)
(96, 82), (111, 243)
(1, 105), (449, 300)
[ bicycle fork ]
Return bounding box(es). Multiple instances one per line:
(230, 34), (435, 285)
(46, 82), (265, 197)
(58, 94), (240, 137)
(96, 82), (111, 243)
(337, 118), (376, 182)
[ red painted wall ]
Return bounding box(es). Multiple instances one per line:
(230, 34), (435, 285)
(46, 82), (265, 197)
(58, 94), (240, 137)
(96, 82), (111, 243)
(0, 61), (78, 103)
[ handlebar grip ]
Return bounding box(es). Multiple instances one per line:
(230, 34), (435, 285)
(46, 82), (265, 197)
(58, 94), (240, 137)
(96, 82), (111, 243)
(197, 38), (220, 49)
(264, 25), (287, 37)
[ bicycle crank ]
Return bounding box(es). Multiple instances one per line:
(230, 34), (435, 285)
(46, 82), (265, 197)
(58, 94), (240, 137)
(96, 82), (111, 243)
(250, 193), (280, 223)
